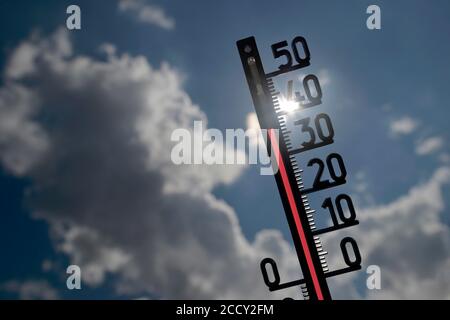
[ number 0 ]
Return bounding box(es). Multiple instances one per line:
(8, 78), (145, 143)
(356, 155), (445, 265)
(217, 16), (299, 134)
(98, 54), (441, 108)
(340, 237), (361, 267)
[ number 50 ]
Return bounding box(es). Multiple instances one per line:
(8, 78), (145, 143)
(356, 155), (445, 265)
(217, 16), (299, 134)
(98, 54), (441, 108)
(271, 36), (311, 71)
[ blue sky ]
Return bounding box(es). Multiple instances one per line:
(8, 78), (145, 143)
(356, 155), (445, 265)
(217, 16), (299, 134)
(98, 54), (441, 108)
(0, 0), (449, 299)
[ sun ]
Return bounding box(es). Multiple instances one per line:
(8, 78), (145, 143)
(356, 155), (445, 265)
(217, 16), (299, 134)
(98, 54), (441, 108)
(278, 96), (299, 113)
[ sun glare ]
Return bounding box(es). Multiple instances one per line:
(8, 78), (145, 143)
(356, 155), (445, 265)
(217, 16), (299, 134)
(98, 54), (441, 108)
(278, 96), (299, 113)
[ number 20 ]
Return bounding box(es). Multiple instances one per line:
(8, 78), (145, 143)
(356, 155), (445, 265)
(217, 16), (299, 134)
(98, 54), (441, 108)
(308, 153), (347, 189)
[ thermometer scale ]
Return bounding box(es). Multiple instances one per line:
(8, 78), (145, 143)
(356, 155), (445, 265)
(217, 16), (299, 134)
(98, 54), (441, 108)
(237, 36), (362, 300)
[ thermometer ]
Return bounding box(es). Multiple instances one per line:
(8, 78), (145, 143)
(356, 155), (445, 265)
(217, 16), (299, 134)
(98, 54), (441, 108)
(237, 36), (362, 301)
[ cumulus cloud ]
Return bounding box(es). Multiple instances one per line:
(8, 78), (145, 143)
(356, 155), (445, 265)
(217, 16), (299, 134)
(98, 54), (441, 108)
(118, 0), (175, 30)
(328, 167), (450, 299)
(0, 29), (300, 299)
(0, 83), (49, 175)
(389, 116), (418, 136)
(415, 136), (444, 155)
(1, 28), (449, 300)
(1, 280), (59, 300)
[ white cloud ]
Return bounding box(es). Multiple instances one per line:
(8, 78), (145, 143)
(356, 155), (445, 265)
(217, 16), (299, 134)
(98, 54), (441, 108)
(1, 280), (59, 300)
(118, 0), (175, 30)
(415, 136), (444, 155)
(389, 116), (418, 136)
(0, 29), (300, 299)
(0, 84), (49, 176)
(328, 167), (450, 299)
